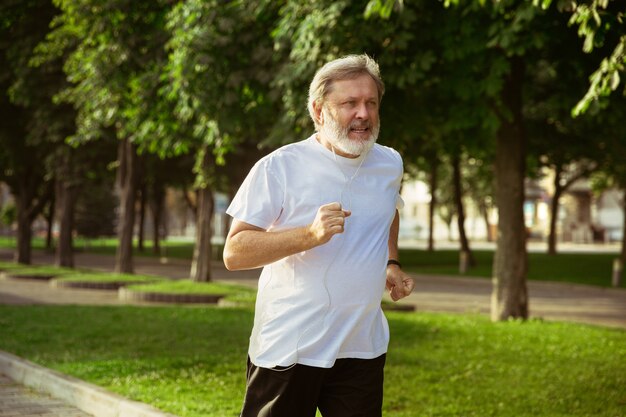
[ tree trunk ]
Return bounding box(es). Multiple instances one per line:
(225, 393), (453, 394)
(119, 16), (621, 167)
(137, 183), (147, 252)
(45, 194), (54, 251)
(479, 200), (493, 242)
(56, 180), (78, 268)
(14, 198), (32, 265)
(13, 180), (38, 264)
(548, 167), (564, 256)
(191, 185), (214, 282)
(620, 185), (626, 265)
(150, 182), (165, 256)
(428, 158), (438, 252)
(9, 166), (51, 264)
(452, 154), (475, 266)
(115, 139), (138, 274)
(491, 56), (529, 321)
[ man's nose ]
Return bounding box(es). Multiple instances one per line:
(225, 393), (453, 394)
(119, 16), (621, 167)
(355, 102), (370, 119)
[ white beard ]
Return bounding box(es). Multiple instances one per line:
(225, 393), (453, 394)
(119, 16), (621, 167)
(320, 108), (379, 157)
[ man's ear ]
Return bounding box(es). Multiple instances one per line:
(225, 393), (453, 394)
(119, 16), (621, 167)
(312, 101), (323, 126)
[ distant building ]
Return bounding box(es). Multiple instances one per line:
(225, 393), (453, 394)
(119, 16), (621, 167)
(398, 173), (624, 245)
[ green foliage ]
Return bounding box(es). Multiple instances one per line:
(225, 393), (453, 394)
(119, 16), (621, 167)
(0, 306), (624, 416)
(0, 1), (66, 258)
(0, 203), (16, 227)
(536, 0), (626, 115)
(364, 0), (403, 19)
(165, 0), (280, 159)
(38, 0), (172, 144)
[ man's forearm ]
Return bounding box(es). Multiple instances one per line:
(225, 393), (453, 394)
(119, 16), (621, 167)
(223, 226), (318, 271)
(224, 203), (350, 271)
(388, 210), (400, 261)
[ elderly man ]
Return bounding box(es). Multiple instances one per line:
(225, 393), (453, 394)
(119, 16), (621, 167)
(224, 54), (415, 417)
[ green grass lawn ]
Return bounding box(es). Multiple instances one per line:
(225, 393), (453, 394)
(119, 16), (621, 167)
(55, 272), (165, 283)
(125, 280), (258, 305)
(400, 249), (626, 288)
(1, 265), (78, 277)
(0, 260), (28, 271)
(0, 305), (624, 417)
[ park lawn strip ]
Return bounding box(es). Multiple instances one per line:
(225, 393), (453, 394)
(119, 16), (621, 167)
(55, 272), (165, 283)
(400, 249), (626, 288)
(0, 261), (26, 271)
(0, 305), (624, 417)
(125, 280), (257, 305)
(3, 265), (78, 277)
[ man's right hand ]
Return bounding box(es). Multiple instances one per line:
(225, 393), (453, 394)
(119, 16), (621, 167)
(308, 202), (351, 245)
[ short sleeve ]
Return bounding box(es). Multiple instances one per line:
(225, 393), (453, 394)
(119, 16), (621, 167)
(226, 158), (284, 230)
(396, 194), (405, 210)
(393, 149), (404, 210)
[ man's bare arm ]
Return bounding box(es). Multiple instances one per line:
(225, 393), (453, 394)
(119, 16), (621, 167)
(223, 202), (350, 271)
(385, 210), (415, 301)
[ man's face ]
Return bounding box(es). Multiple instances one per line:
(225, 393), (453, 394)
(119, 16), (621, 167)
(316, 74), (380, 157)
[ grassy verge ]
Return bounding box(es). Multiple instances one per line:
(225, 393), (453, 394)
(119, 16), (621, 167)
(0, 305), (624, 417)
(55, 272), (165, 283)
(125, 280), (257, 306)
(0, 261), (27, 271)
(400, 249), (626, 288)
(2, 265), (78, 277)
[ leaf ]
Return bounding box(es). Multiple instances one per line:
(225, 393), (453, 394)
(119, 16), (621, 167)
(610, 70), (620, 91)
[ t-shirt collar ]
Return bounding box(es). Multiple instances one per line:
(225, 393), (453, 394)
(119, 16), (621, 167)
(308, 133), (368, 167)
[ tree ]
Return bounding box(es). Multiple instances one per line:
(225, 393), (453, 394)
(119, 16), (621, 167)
(0, 0), (69, 264)
(38, 0), (174, 272)
(523, 13), (607, 254)
(367, 0), (593, 319)
(587, 93), (626, 273)
(563, 0), (626, 115)
(164, 0), (281, 281)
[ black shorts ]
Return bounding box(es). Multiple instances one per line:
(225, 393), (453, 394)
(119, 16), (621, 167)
(240, 354), (386, 417)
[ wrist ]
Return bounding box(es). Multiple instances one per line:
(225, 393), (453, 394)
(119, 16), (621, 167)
(305, 224), (323, 248)
(387, 259), (402, 269)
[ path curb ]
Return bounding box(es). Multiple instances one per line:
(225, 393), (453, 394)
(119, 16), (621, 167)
(0, 350), (180, 417)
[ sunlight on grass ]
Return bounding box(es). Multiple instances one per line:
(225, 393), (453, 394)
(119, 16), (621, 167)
(1, 306), (624, 417)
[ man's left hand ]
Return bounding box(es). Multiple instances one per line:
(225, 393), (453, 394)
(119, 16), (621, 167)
(385, 265), (415, 301)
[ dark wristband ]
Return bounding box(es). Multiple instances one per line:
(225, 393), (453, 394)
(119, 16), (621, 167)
(387, 259), (402, 268)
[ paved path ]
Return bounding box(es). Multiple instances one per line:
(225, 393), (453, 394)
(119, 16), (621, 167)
(0, 374), (91, 417)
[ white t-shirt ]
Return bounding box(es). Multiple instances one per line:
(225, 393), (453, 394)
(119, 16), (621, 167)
(226, 134), (403, 369)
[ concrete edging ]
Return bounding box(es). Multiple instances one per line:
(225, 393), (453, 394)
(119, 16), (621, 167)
(118, 287), (223, 304)
(0, 350), (180, 417)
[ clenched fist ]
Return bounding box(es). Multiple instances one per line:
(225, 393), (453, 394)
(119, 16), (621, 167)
(308, 202), (351, 245)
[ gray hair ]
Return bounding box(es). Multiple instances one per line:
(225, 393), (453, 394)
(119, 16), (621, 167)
(307, 54), (385, 130)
